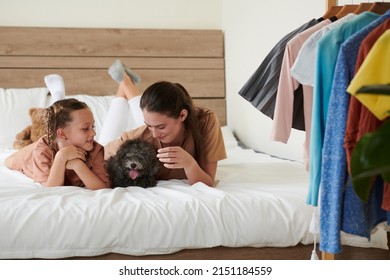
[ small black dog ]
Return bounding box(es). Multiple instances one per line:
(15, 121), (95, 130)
(106, 139), (160, 188)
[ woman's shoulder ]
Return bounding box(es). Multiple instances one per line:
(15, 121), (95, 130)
(196, 107), (217, 121)
(196, 108), (219, 130)
(120, 125), (153, 141)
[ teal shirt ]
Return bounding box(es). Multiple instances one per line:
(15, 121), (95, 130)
(306, 12), (380, 206)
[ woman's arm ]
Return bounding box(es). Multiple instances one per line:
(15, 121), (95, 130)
(157, 146), (217, 187)
(186, 161), (217, 187)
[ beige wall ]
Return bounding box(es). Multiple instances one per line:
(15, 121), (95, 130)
(0, 0), (222, 29)
(1, 0), (328, 161)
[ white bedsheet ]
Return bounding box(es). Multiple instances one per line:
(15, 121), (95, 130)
(0, 128), (319, 259)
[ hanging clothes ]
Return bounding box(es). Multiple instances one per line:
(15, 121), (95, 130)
(344, 18), (390, 173)
(306, 12), (380, 207)
(271, 19), (333, 171)
(335, 5), (390, 256)
(347, 31), (390, 121)
(319, 10), (390, 255)
(345, 22), (390, 213)
(290, 14), (357, 87)
(238, 18), (320, 130)
(287, 14), (357, 172)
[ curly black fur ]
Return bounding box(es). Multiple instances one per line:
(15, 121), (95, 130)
(106, 139), (160, 188)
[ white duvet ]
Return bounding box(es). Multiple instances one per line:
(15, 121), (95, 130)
(0, 127), (318, 259)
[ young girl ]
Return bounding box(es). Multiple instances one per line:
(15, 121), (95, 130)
(5, 98), (110, 190)
(101, 59), (227, 187)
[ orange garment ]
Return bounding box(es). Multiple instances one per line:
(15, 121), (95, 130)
(105, 109), (227, 181)
(7, 135), (110, 187)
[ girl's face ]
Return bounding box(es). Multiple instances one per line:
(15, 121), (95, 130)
(61, 108), (96, 151)
(143, 109), (187, 145)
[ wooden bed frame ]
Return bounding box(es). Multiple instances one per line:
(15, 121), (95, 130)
(1, 26), (388, 260)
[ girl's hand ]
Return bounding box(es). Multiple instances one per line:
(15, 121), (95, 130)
(157, 146), (196, 169)
(57, 145), (87, 163)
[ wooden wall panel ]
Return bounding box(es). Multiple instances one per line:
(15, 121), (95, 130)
(0, 69), (225, 98)
(0, 27), (224, 57)
(0, 26), (226, 124)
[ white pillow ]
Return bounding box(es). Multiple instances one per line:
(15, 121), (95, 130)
(0, 88), (49, 149)
(221, 126), (238, 150)
(1, 89), (233, 151)
(61, 94), (113, 140)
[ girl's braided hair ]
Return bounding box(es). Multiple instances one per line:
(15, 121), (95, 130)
(42, 98), (89, 150)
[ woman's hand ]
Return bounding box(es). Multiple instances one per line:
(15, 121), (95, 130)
(157, 146), (196, 169)
(157, 146), (216, 187)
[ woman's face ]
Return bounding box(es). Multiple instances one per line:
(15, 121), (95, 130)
(142, 109), (187, 145)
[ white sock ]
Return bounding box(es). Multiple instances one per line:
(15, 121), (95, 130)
(44, 74), (65, 103)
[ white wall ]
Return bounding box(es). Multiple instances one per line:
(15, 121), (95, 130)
(0, 0), (327, 162)
(222, 0), (325, 162)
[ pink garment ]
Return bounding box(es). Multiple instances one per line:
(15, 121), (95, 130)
(271, 19), (331, 171)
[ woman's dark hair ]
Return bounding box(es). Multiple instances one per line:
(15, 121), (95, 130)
(42, 98), (89, 150)
(140, 81), (207, 163)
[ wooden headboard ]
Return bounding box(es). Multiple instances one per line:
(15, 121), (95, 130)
(0, 26), (226, 125)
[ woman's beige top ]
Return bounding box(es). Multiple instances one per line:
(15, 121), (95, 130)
(104, 109), (227, 180)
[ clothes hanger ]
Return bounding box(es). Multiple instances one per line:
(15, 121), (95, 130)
(369, 2), (390, 14)
(353, 2), (375, 14)
(321, 5), (343, 19)
(335, 4), (359, 18)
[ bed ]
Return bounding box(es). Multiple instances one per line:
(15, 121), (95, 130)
(0, 26), (388, 260)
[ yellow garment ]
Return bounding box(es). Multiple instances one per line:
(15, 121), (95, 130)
(347, 30), (390, 120)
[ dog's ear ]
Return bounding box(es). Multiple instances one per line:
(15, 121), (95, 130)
(151, 160), (160, 176)
(116, 143), (128, 158)
(106, 157), (127, 187)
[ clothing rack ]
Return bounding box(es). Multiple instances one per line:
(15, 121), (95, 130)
(321, 0), (389, 260)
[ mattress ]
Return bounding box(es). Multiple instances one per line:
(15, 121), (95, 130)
(0, 88), (386, 259)
(0, 127), (314, 259)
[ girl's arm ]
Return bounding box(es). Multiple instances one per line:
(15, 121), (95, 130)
(41, 145), (86, 187)
(65, 159), (108, 190)
(42, 153), (67, 187)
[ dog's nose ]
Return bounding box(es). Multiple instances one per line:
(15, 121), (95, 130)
(130, 163), (137, 169)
